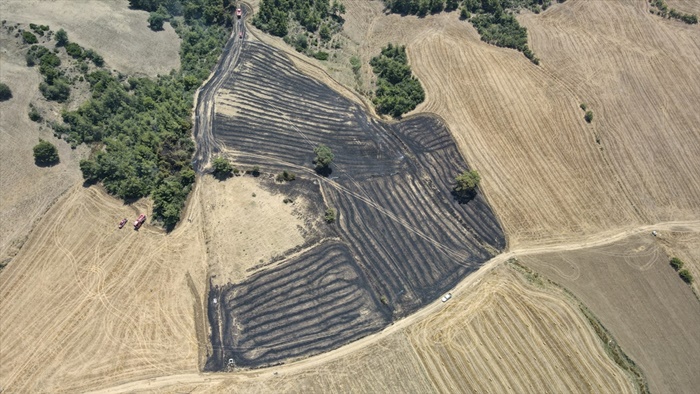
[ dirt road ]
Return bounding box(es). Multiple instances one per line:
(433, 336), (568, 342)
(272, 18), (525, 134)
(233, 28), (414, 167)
(88, 219), (700, 393)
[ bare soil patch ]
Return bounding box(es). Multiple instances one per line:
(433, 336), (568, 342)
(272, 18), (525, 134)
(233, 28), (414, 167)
(521, 234), (700, 394)
(0, 0), (180, 76)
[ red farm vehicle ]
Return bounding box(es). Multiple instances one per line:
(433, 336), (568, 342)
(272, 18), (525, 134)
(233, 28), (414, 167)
(134, 214), (146, 230)
(236, 8), (242, 18)
(118, 218), (128, 229)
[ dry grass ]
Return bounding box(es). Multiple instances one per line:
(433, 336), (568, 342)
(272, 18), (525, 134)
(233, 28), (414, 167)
(657, 227), (700, 296)
(0, 0), (180, 76)
(0, 185), (209, 392)
(522, 233), (700, 394)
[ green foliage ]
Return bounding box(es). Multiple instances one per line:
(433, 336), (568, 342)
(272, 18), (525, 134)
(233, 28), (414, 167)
(370, 44), (425, 117)
(650, 0), (698, 24)
(313, 50), (329, 60)
(276, 170), (297, 182)
(350, 56), (361, 74)
(26, 44), (72, 102)
(65, 42), (84, 59)
(319, 23), (332, 41)
(580, 103), (587, 111)
(33, 139), (59, 165)
(55, 28), (68, 46)
(0, 82), (12, 101)
(29, 23), (50, 36)
(22, 31), (38, 44)
(212, 156), (234, 179)
(670, 257), (684, 271)
(324, 207), (336, 223)
(678, 269), (694, 284)
(53, 1), (231, 228)
(313, 144), (334, 170)
(454, 170), (481, 193)
(149, 11), (166, 30)
(584, 110), (593, 123)
(28, 103), (42, 122)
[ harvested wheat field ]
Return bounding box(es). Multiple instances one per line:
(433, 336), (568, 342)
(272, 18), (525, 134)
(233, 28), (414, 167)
(0, 185), (208, 392)
(522, 233), (700, 394)
(94, 265), (636, 393)
(0, 0), (180, 76)
(657, 228), (700, 295)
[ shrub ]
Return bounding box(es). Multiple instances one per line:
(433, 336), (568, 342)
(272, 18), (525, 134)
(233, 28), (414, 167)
(314, 51), (329, 60)
(324, 207), (336, 223)
(453, 170), (480, 202)
(22, 31), (38, 44)
(39, 79), (70, 102)
(148, 12), (165, 31)
(28, 104), (42, 122)
(65, 42), (84, 59)
(580, 103), (587, 111)
(670, 257), (684, 271)
(33, 139), (59, 165)
(55, 28), (68, 46)
(585, 110), (594, 123)
(212, 156), (233, 179)
(350, 56), (361, 74)
(678, 269), (694, 284)
(0, 83), (12, 101)
(313, 144), (334, 172)
(276, 170), (296, 182)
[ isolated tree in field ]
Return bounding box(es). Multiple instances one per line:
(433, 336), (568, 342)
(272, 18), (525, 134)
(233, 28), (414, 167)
(0, 83), (12, 101)
(55, 28), (68, 46)
(313, 144), (334, 174)
(670, 257), (684, 271)
(33, 139), (59, 166)
(679, 269), (694, 284)
(212, 156), (233, 179)
(585, 110), (594, 123)
(453, 170), (480, 203)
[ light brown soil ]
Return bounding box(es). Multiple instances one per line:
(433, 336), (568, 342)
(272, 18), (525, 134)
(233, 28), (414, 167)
(0, 185), (208, 392)
(522, 234), (700, 394)
(200, 175), (306, 286)
(0, 0), (180, 76)
(0, 32), (84, 268)
(657, 228), (700, 296)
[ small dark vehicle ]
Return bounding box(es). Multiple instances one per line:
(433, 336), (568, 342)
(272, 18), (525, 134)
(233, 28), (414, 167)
(118, 218), (128, 229)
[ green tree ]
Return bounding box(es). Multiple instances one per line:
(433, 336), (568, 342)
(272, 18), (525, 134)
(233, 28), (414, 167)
(679, 269), (694, 284)
(212, 156), (233, 179)
(453, 170), (480, 202)
(324, 207), (336, 223)
(585, 110), (594, 123)
(148, 12), (166, 31)
(0, 82), (12, 101)
(33, 139), (59, 166)
(22, 31), (38, 44)
(55, 28), (68, 46)
(313, 144), (334, 172)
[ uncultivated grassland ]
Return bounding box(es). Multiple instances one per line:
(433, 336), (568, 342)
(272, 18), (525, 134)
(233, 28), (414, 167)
(522, 234), (700, 394)
(0, 0), (180, 76)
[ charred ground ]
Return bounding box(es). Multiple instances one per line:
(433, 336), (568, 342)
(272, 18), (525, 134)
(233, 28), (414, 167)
(205, 40), (505, 369)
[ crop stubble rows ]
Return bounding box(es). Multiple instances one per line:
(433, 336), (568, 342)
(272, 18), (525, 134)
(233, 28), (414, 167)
(207, 41), (505, 368)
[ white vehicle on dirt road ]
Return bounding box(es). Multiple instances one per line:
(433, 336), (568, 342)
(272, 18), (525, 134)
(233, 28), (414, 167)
(441, 293), (452, 302)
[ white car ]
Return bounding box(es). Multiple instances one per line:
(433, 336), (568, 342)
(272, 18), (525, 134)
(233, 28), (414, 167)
(441, 293), (452, 302)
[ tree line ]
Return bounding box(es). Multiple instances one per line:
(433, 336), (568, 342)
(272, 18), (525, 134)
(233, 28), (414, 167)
(47, 0), (232, 229)
(370, 44), (425, 117)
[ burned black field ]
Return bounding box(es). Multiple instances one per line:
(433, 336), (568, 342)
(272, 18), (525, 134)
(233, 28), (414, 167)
(205, 41), (505, 369)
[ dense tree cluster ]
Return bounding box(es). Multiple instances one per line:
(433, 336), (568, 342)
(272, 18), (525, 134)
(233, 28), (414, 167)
(254, 0), (345, 37)
(369, 44), (425, 118)
(54, 0), (232, 229)
(26, 45), (71, 102)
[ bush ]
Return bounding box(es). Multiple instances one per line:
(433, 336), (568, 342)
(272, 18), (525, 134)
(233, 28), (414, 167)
(33, 139), (59, 166)
(324, 207), (336, 223)
(212, 156), (233, 179)
(580, 103), (587, 111)
(314, 51), (329, 60)
(313, 144), (334, 172)
(276, 170), (296, 182)
(584, 110), (594, 123)
(55, 28), (68, 46)
(39, 79), (70, 102)
(22, 31), (38, 44)
(0, 83), (12, 101)
(65, 42), (84, 59)
(678, 269), (694, 284)
(670, 257), (684, 271)
(148, 12), (166, 31)
(28, 104), (42, 122)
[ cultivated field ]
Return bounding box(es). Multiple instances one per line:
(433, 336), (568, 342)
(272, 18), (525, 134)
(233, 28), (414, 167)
(208, 39), (505, 367)
(522, 234), (700, 394)
(0, 185), (207, 392)
(0, 0), (180, 76)
(93, 265), (636, 393)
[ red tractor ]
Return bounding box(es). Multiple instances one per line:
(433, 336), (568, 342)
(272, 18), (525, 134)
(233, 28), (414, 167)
(134, 214), (146, 230)
(236, 8), (242, 19)
(118, 218), (128, 229)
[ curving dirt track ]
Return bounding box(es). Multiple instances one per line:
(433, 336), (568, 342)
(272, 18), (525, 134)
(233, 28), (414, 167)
(0, 186), (209, 392)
